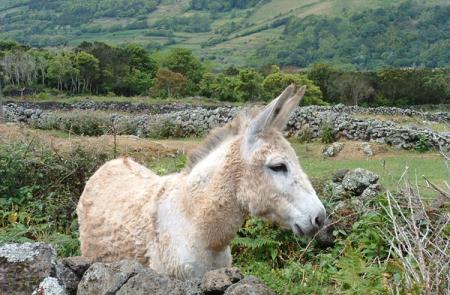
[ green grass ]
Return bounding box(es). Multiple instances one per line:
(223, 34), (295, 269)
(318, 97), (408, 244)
(291, 140), (448, 196)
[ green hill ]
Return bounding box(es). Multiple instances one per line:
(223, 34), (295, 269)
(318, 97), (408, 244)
(0, 0), (449, 68)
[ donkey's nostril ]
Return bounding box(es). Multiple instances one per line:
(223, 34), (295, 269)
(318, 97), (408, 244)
(312, 211), (326, 229)
(314, 216), (323, 227)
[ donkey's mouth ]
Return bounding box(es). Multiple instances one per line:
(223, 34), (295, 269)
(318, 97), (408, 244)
(292, 223), (305, 236)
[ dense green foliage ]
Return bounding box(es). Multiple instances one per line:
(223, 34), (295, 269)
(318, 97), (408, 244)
(190, 0), (266, 12)
(0, 139), (109, 255)
(307, 64), (450, 105)
(1, 40), (449, 105)
(258, 2), (450, 68)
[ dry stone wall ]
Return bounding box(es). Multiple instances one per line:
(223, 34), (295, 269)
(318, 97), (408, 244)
(3, 102), (449, 150)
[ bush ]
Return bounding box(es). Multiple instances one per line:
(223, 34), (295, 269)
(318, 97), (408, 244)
(321, 123), (335, 144)
(0, 139), (109, 255)
(145, 118), (184, 139)
(297, 125), (313, 143)
(415, 135), (430, 153)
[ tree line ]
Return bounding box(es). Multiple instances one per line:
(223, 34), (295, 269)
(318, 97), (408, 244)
(0, 40), (449, 106)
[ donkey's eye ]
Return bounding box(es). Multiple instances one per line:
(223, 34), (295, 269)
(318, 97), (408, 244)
(269, 164), (288, 173)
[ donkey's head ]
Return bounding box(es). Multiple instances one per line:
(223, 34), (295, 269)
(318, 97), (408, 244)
(239, 85), (326, 236)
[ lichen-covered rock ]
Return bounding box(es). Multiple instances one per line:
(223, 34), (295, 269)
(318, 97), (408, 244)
(55, 261), (78, 295)
(342, 168), (379, 194)
(361, 184), (382, 199)
(324, 182), (346, 199)
(224, 276), (275, 295)
(116, 269), (201, 295)
(332, 169), (350, 183)
(32, 277), (66, 295)
(0, 242), (57, 294)
(200, 267), (244, 294)
(323, 142), (345, 157)
(77, 260), (145, 295)
(59, 256), (92, 278)
(360, 142), (374, 156)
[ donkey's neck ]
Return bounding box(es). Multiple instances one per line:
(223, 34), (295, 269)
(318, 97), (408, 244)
(183, 138), (246, 251)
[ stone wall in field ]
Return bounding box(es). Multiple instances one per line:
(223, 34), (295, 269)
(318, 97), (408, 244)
(6, 100), (450, 122)
(2, 102), (449, 150)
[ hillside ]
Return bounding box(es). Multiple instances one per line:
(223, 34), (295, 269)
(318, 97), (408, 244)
(0, 0), (449, 68)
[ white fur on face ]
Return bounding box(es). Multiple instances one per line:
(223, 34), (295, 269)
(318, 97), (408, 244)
(247, 137), (326, 236)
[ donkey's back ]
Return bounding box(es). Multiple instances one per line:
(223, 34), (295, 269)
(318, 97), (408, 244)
(77, 157), (162, 265)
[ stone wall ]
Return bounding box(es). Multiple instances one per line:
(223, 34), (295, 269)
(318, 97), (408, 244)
(6, 100), (450, 122)
(3, 103), (449, 150)
(0, 242), (274, 295)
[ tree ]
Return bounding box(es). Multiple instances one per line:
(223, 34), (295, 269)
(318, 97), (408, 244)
(235, 68), (263, 101)
(152, 68), (187, 98)
(307, 64), (337, 102)
(262, 72), (326, 105)
(75, 51), (100, 93)
(48, 52), (79, 92)
(29, 50), (50, 86)
(162, 48), (204, 94)
(124, 44), (157, 76)
(331, 73), (374, 106)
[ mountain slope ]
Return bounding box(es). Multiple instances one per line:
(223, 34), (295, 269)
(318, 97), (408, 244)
(0, 0), (449, 68)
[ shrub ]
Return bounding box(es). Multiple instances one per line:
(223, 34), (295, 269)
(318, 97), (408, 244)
(321, 123), (335, 144)
(145, 118), (184, 139)
(297, 125), (313, 143)
(415, 134), (430, 153)
(0, 139), (109, 255)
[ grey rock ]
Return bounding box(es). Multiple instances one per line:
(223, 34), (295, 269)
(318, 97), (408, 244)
(116, 269), (201, 295)
(360, 142), (374, 156)
(32, 277), (66, 295)
(201, 267), (244, 294)
(0, 242), (57, 294)
(324, 182), (346, 199)
(224, 276), (275, 295)
(342, 168), (379, 195)
(77, 260), (145, 295)
(60, 256), (93, 278)
(323, 142), (345, 157)
(56, 261), (79, 295)
(332, 169), (350, 183)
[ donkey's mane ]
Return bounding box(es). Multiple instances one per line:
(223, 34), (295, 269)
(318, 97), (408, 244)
(185, 108), (260, 171)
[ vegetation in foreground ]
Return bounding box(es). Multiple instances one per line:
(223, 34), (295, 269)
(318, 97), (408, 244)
(0, 128), (448, 294)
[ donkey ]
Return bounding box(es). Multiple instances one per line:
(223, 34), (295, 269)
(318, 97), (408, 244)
(77, 85), (326, 280)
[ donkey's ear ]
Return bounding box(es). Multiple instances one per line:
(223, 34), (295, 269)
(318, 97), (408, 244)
(272, 85), (306, 130)
(245, 84), (295, 139)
